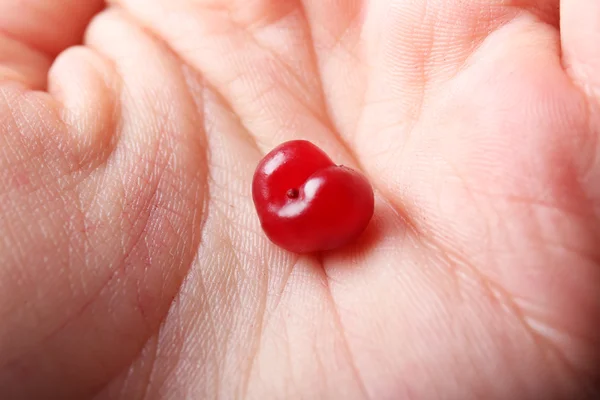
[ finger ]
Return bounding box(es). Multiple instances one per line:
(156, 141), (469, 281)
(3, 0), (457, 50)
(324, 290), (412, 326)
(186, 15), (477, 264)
(0, 0), (105, 88)
(0, 7), (208, 397)
(560, 0), (600, 100)
(297, 0), (366, 138)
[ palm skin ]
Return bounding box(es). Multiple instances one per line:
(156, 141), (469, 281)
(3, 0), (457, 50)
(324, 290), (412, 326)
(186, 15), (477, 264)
(0, 0), (598, 398)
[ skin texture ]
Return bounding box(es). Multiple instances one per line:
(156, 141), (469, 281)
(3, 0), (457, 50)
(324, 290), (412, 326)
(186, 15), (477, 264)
(0, 0), (599, 399)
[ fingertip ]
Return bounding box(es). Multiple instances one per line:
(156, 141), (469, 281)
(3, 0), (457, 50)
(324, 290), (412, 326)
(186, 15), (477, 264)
(48, 45), (121, 168)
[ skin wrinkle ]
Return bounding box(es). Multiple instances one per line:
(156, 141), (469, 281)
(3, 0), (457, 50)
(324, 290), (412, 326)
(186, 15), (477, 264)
(513, 203), (600, 338)
(515, 284), (597, 350)
(446, 96), (600, 282)
(0, 95), (61, 199)
(282, 316), (297, 398)
(18, 94), (80, 180)
(443, 293), (488, 399)
(0, 111), (43, 264)
(517, 312), (598, 396)
(314, 3), (366, 142)
(210, 224), (249, 395)
(1, 91), (100, 202)
(408, 1), (430, 131)
(138, 311), (176, 400)
(235, 8), (327, 124)
(441, 157), (494, 253)
(65, 193), (90, 305)
(219, 27), (311, 112)
(1, 191), (84, 369)
(320, 256), (370, 400)
(224, 61), (326, 152)
(70, 174), (110, 292)
(136, 68), (210, 398)
(292, 0), (368, 175)
(270, 255), (301, 317)
(455, 183), (599, 390)
(142, 341), (161, 400)
(192, 261), (220, 398)
(263, 264), (326, 397)
(241, 255), (304, 396)
(44, 190), (150, 344)
(312, 329), (328, 397)
(239, 256), (269, 400)
(316, 0), (363, 51)
(114, 335), (161, 400)
(4, 226), (114, 377)
(357, 7), (553, 157)
(385, 180), (577, 394)
(116, 199), (207, 399)
(445, 6), (514, 82)
(295, 0), (367, 133)
(529, 209), (599, 264)
(353, 3), (509, 170)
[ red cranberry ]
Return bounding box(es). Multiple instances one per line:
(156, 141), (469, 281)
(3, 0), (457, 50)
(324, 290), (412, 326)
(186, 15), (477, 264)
(252, 140), (375, 253)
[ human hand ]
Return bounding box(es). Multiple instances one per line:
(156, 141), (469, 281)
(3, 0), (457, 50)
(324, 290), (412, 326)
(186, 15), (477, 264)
(0, 0), (598, 398)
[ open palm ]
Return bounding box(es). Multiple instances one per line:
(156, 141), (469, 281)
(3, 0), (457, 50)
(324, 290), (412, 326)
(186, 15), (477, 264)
(0, 0), (598, 398)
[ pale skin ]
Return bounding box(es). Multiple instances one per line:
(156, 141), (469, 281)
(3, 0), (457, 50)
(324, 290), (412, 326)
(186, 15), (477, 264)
(0, 0), (599, 398)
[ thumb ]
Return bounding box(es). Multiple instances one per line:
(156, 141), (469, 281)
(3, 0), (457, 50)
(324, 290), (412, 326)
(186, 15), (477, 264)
(0, 0), (104, 88)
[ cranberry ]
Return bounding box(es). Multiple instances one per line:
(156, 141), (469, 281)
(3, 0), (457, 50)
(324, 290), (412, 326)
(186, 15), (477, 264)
(252, 140), (375, 253)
